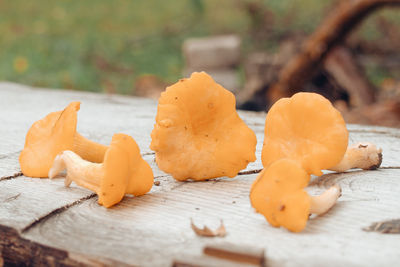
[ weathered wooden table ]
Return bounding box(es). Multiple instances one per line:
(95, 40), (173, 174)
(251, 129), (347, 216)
(1, 82), (400, 266)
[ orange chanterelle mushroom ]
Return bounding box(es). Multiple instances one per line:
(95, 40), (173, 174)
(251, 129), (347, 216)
(49, 133), (154, 208)
(250, 159), (341, 232)
(150, 72), (257, 181)
(262, 92), (349, 176)
(19, 102), (108, 178)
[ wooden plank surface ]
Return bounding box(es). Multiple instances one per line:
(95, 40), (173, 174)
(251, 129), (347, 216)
(1, 82), (400, 266)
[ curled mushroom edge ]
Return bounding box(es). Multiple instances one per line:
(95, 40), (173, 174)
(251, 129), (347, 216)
(20, 101), (108, 178)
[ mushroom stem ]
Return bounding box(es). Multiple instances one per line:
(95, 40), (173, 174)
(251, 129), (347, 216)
(49, 150), (103, 193)
(73, 133), (108, 163)
(309, 185), (341, 215)
(329, 142), (382, 172)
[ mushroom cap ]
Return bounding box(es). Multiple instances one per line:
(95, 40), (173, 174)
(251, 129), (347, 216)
(98, 133), (154, 208)
(150, 72), (257, 181)
(262, 92), (348, 176)
(250, 159), (310, 232)
(19, 102), (80, 178)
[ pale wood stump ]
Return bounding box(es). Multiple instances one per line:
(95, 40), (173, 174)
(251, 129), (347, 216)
(1, 82), (399, 266)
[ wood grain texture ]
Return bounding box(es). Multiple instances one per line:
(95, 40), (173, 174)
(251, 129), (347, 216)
(0, 225), (133, 266)
(1, 82), (400, 266)
(22, 170), (400, 267)
(0, 177), (93, 230)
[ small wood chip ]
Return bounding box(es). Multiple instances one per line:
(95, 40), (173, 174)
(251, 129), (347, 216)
(363, 219), (400, 234)
(190, 219), (226, 237)
(0, 171), (23, 181)
(204, 243), (265, 266)
(172, 255), (255, 267)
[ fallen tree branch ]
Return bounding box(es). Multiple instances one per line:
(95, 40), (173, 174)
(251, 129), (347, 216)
(268, 0), (400, 104)
(324, 45), (376, 107)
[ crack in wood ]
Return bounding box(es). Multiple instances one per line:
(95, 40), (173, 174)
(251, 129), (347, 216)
(4, 193), (21, 203)
(21, 193), (97, 234)
(238, 169), (262, 175)
(166, 169), (264, 188)
(141, 152), (155, 156)
(154, 169), (263, 181)
(0, 172), (23, 182)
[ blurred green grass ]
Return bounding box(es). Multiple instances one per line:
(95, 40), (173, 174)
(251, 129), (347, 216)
(0, 0), (398, 93)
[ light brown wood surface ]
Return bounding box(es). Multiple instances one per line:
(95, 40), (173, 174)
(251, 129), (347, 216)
(1, 82), (399, 266)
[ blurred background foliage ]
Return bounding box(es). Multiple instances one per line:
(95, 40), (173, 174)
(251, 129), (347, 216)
(0, 0), (398, 94)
